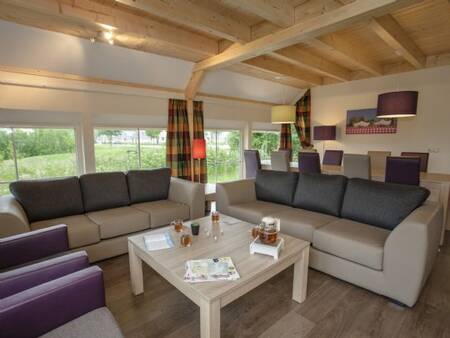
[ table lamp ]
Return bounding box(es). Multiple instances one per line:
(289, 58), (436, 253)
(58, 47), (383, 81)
(313, 125), (336, 154)
(192, 138), (206, 182)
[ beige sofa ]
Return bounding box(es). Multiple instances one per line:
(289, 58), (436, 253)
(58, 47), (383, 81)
(216, 171), (442, 307)
(0, 169), (205, 262)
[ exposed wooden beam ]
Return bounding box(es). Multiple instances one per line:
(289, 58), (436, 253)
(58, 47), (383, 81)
(0, 0), (218, 61)
(270, 46), (351, 81)
(309, 34), (384, 75)
(185, 71), (205, 100)
(193, 0), (420, 72)
(244, 56), (323, 86)
(370, 14), (426, 69)
(114, 0), (251, 42)
(222, 0), (295, 28)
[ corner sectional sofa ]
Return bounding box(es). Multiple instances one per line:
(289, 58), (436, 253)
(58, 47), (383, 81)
(0, 168), (205, 262)
(216, 170), (443, 307)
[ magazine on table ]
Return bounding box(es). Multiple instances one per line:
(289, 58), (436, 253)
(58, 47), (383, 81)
(144, 232), (174, 251)
(184, 257), (240, 283)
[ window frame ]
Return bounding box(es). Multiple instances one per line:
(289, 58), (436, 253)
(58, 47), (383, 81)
(205, 128), (243, 183)
(93, 126), (167, 172)
(0, 124), (81, 191)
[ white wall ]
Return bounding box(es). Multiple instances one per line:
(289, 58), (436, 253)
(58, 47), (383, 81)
(311, 65), (450, 174)
(0, 20), (299, 104)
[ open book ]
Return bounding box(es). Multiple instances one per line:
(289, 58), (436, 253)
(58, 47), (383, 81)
(184, 257), (240, 283)
(144, 232), (174, 251)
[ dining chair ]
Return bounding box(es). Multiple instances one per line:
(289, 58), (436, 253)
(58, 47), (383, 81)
(401, 152), (429, 172)
(271, 150), (290, 172)
(244, 150), (261, 179)
(385, 156), (421, 186)
(368, 151), (392, 172)
(323, 150), (344, 166)
(298, 152), (321, 174)
(343, 154), (371, 179)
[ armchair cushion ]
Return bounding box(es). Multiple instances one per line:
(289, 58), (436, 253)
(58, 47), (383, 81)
(126, 168), (171, 204)
(255, 170), (298, 206)
(80, 172), (130, 213)
(9, 177), (84, 223)
(41, 307), (123, 338)
(0, 251), (89, 298)
(0, 266), (105, 338)
(341, 178), (430, 230)
(0, 224), (68, 270)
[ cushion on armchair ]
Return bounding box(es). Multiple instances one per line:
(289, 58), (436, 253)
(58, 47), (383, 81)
(292, 174), (348, 217)
(255, 170), (298, 206)
(341, 178), (430, 230)
(9, 177), (84, 223)
(80, 172), (130, 212)
(126, 168), (171, 204)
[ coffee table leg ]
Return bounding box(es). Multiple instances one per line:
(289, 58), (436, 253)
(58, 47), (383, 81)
(128, 242), (144, 295)
(200, 298), (220, 338)
(292, 245), (310, 303)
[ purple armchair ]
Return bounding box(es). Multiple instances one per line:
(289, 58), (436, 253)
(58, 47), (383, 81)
(0, 224), (68, 270)
(0, 260), (123, 338)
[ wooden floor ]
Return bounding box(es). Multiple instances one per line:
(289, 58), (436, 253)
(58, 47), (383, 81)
(98, 232), (450, 337)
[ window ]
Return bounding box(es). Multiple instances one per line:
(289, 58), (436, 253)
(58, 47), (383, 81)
(251, 130), (280, 161)
(0, 127), (78, 195)
(94, 128), (166, 172)
(205, 130), (241, 183)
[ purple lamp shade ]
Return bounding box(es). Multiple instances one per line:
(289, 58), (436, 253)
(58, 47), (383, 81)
(314, 126), (336, 141)
(377, 91), (418, 118)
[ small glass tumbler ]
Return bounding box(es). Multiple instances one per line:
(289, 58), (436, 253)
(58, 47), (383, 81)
(211, 211), (220, 223)
(172, 219), (184, 233)
(191, 222), (200, 236)
(180, 233), (192, 247)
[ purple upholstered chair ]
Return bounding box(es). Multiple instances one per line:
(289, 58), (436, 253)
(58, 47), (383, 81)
(298, 152), (321, 174)
(385, 156), (421, 186)
(323, 150), (344, 166)
(0, 256), (123, 338)
(401, 152), (429, 173)
(0, 224), (69, 271)
(244, 150), (262, 178)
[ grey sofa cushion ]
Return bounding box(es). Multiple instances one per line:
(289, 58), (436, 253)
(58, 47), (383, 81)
(341, 178), (430, 230)
(80, 172), (130, 212)
(126, 168), (171, 204)
(292, 174), (348, 217)
(255, 170), (298, 206)
(9, 177), (84, 223)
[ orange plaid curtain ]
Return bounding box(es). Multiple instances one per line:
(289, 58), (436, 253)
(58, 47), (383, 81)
(294, 89), (312, 148)
(166, 99), (192, 180)
(279, 123), (292, 151)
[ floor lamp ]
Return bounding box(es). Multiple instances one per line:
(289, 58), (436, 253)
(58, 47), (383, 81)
(192, 139), (206, 183)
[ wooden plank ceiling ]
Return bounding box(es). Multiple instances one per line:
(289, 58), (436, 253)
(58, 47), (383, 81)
(0, 0), (449, 97)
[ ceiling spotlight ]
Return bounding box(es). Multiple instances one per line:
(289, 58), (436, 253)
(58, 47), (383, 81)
(90, 37), (96, 43)
(103, 31), (113, 40)
(108, 39), (114, 45)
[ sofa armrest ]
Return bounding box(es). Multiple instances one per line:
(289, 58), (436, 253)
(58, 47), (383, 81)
(0, 224), (69, 270)
(0, 266), (105, 338)
(168, 178), (205, 219)
(0, 251), (89, 299)
(383, 201), (443, 306)
(0, 195), (30, 238)
(216, 179), (256, 215)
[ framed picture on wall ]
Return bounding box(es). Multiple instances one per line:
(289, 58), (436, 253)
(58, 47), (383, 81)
(346, 108), (397, 135)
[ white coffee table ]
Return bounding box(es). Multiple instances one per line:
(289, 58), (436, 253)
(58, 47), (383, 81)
(128, 215), (310, 338)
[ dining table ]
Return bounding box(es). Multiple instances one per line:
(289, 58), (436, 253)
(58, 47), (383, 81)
(261, 160), (450, 245)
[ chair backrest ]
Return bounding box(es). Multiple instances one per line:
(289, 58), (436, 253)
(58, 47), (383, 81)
(323, 150), (344, 166)
(244, 150), (261, 178)
(271, 150), (290, 172)
(368, 151), (392, 172)
(343, 154), (371, 179)
(385, 156), (420, 186)
(401, 152), (429, 172)
(298, 152), (321, 174)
